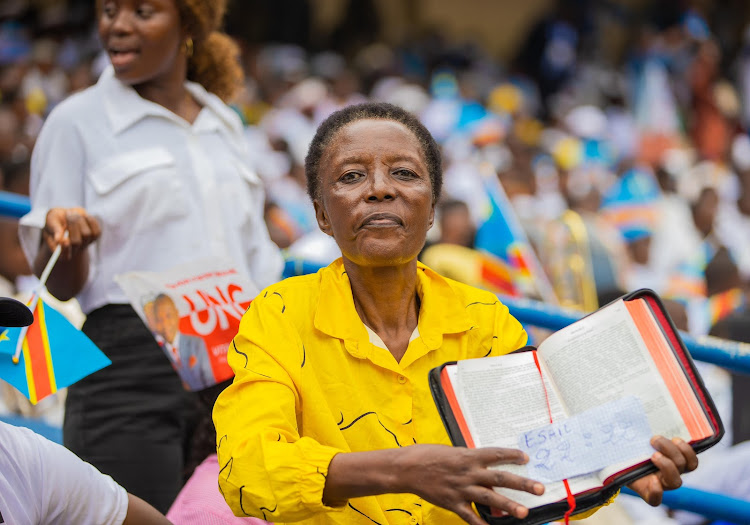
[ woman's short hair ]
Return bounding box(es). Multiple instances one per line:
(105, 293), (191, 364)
(305, 102), (442, 203)
(176, 0), (243, 102)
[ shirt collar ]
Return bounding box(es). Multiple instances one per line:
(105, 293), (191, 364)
(99, 65), (242, 135)
(314, 259), (474, 359)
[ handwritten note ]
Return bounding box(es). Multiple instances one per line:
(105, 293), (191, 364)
(519, 396), (654, 483)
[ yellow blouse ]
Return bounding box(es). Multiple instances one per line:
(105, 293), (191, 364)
(213, 259), (581, 524)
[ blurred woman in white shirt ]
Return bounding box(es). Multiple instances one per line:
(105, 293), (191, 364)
(19, 0), (282, 513)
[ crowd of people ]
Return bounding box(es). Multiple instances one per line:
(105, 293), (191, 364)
(0, 1), (749, 524)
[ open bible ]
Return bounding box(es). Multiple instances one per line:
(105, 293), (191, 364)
(429, 289), (723, 525)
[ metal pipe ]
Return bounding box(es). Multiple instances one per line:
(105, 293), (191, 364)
(622, 486), (750, 524)
(0, 191), (31, 219)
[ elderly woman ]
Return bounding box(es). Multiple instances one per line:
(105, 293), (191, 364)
(213, 103), (697, 525)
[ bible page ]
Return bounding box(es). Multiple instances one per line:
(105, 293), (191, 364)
(453, 353), (602, 508)
(536, 299), (690, 481)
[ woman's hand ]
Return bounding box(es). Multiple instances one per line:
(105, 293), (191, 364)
(397, 444), (545, 525)
(627, 436), (699, 506)
(34, 207), (100, 301)
(43, 207), (101, 259)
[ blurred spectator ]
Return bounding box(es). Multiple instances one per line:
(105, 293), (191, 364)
(435, 198), (476, 249)
(166, 380), (270, 524)
(715, 134), (750, 280)
(20, 38), (69, 115)
(18, 0), (282, 514)
(689, 39), (733, 162)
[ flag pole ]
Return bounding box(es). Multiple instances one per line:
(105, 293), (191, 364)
(12, 231), (68, 364)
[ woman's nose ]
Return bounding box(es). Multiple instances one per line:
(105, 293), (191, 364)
(109, 10), (134, 34)
(366, 170), (395, 201)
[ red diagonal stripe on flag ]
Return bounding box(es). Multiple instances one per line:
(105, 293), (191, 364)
(24, 305), (54, 403)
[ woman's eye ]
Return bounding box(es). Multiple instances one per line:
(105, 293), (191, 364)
(102, 1), (116, 17)
(340, 172), (362, 183)
(136, 3), (154, 18)
(394, 169), (417, 179)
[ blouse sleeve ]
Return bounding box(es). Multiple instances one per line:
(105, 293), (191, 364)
(491, 299), (529, 354)
(19, 104), (86, 266)
(213, 291), (345, 522)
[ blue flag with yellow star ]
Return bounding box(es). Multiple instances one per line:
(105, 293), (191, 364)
(0, 299), (110, 404)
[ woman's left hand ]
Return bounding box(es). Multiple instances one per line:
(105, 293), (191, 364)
(627, 435), (699, 506)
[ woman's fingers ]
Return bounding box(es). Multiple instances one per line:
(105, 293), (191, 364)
(630, 435), (699, 506)
(670, 437), (699, 472)
(460, 448), (541, 523)
(86, 212), (102, 242)
(44, 208), (101, 258)
(464, 486), (530, 520)
(403, 445), (543, 524)
(650, 435), (698, 488)
(473, 467), (545, 496)
(651, 450), (682, 489)
(477, 447), (530, 467)
(43, 208), (68, 250)
(629, 473), (664, 506)
(651, 436), (686, 470)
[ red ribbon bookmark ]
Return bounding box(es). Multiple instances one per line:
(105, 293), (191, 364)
(533, 352), (576, 524)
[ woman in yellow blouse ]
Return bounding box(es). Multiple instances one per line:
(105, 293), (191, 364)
(213, 103), (698, 525)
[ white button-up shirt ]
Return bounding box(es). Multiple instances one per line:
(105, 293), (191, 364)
(20, 67), (283, 314)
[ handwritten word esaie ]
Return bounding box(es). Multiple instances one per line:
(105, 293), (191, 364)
(518, 396), (654, 483)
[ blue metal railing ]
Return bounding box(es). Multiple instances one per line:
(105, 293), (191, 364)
(622, 486), (749, 524)
(0, 190), (30, 219)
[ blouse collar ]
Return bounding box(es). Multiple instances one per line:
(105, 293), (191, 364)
(98, 66), (242, 136)
(314, 258), (474, 363)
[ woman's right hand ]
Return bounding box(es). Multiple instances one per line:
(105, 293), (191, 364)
(43, 207), (101, 259)
(397, 444), (544, 525)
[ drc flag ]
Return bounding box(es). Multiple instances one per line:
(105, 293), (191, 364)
(0, 300), (110, 404)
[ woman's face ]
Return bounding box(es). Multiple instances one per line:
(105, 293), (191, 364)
(99, 0), (184, 86)
(314, 119), (435, 267)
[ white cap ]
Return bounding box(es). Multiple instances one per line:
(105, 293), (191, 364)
(564, 105), (607, 140)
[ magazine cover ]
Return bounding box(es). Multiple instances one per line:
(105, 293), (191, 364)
(115, 257), (259, 391)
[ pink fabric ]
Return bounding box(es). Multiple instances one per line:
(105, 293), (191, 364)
(167, 454), (272, 525)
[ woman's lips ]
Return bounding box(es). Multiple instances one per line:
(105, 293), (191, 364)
(109, 49), (139, 69)
(360, 212), (402, 228)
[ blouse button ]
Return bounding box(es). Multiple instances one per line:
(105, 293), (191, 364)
(397, 375), (407, 384)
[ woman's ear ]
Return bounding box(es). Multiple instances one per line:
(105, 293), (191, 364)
(313, 200), (333, 236)
(428, 199), (436, 229)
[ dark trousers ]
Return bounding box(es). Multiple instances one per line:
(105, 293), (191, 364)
(64, 305), (199, 514)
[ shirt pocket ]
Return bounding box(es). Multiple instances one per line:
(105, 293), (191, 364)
(86, 147), (189, 233)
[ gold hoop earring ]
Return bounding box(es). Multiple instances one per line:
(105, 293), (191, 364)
(184, 38), (194, 58)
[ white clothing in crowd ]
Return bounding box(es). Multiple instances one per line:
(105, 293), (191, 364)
(715, 200), (750, 280)
(0, 421), (128, 525)
(20, 66), (283, 314)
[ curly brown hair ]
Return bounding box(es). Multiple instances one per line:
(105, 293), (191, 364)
(176, 0), (243, 102)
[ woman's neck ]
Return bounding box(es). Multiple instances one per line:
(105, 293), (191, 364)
(344, 258), (421, 362)
(133, 63), (201, 124)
